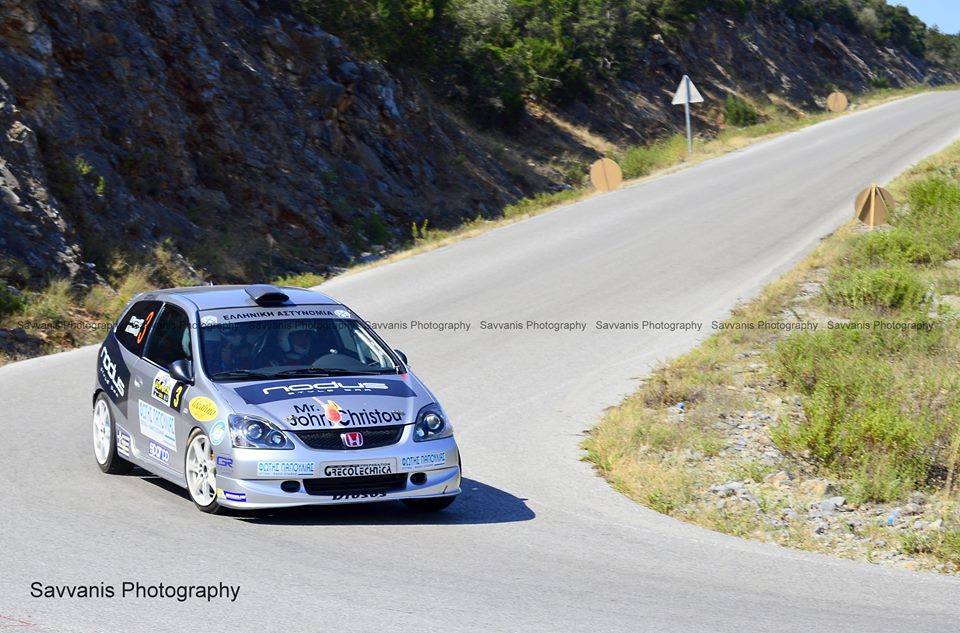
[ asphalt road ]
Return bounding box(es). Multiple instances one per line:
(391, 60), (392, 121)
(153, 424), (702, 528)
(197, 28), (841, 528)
(4, 92), (960, 632)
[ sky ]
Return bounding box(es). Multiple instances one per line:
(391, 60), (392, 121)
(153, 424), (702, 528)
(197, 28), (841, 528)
(893, 1), (960, 34)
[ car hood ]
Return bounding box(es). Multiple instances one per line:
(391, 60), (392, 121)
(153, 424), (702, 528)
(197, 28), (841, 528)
(216, 374), (430, 431)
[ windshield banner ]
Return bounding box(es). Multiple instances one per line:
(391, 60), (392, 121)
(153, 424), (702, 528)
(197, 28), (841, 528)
(199, 306), (353, 328)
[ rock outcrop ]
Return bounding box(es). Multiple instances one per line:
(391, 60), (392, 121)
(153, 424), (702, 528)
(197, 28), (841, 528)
(0, 0), (524, 284)
(0, 1), (955, 286)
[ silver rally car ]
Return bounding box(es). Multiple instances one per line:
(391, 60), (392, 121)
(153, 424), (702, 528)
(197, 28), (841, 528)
(92, 284), (461, 513)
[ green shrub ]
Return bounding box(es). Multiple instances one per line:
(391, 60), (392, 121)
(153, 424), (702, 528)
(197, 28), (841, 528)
(852, 228), (949, 265)
(620, 135), (688, 179)
(724, 95), (759, 126)
(502, 188), (582, 219)
(824, 266), (927, 309)
(20, 280), (74, 322)
(771, 325), (959, 502)
(0, 286), (24, 319)
(83, 268), (153, 318)
(901, 529), (960, 563)
(273, 273), (326, 288)
(899, 177), (960, 240)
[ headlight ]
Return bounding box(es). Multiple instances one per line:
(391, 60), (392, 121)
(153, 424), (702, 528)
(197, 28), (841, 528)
(413, 404), (453, 442)
(229, 414), (294, 449)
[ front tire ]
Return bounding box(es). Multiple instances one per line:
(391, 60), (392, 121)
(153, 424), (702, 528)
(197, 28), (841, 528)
(93, 393), (133, 474)
(402, 495), (458, 512)
(185, 429), (224, 514)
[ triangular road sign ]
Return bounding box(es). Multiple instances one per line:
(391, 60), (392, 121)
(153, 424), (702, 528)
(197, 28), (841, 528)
(672, 75), (703, 105)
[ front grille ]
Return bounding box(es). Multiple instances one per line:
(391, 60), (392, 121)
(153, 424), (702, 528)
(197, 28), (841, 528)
(303, 473), (408, 496)
(293, 425), (404, 450)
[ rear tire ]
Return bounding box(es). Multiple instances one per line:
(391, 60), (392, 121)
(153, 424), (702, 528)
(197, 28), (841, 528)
(185, 429), (225, 514)
(93, 393), (134, 475)
(402, 495), (457, 512)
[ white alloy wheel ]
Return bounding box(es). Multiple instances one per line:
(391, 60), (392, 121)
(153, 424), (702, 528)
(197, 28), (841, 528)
(93, 397), (112, 465)
(186, 434), (217, 507)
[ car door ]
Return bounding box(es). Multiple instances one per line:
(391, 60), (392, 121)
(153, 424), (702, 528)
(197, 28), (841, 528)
(134, 303), (193, 477)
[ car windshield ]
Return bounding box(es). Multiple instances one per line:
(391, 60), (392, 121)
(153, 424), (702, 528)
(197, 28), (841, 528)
(199, 318), (399, 381)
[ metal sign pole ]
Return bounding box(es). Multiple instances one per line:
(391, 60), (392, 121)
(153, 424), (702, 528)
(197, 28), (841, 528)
(684, 80), (692, 153)
(672, 74), (702, 154)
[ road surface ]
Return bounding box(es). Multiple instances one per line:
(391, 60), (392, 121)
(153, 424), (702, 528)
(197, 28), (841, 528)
(3, 91), (960, 632)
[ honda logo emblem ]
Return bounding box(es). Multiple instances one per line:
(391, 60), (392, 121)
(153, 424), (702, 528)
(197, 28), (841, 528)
(341, 431), (363, 448)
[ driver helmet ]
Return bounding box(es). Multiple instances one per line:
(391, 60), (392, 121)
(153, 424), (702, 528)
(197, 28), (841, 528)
(279, 328), (317, 358)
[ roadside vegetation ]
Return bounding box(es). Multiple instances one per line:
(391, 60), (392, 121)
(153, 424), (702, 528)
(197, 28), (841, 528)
(295, 0), (958, 125)
(584, 141), (960, 572)
(0, 245), (197, 361)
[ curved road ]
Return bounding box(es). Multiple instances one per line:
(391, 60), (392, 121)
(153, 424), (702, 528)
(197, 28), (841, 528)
(4, 92), (960, 632)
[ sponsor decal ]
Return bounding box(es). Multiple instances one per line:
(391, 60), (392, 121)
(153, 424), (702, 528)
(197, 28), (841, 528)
(322, 462), (395, 477)
(341, 431), (363, 448)
(189, 396), (218, 422)
(209, 421), (227, 446)
(331, 493), (386, 500)
(285, 400), (404, 428)
(151, 370), (186, 412)
(400, 452), (447, 471)
(334, 309), (351, 318)
(256, 461), (316, 477)
(218, 489), (246, 502)
(97, 335), (130, 405)
(200, 315), (218, 327)
(323, 400), (342, 424)
(138, 400), (177, 451)
(135, 311), (156, 345)
(148, 441), (170, 464)
(216, 455), (234, 470)
(234, 378), (416, 405)
(116, 426), (131, 458)
(124, 315), (145, 337)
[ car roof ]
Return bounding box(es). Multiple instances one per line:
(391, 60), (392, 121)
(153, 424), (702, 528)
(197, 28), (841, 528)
(149, 285), (341, 311)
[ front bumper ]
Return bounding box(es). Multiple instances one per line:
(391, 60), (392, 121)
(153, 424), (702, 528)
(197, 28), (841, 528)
(213, 430), (460, 509)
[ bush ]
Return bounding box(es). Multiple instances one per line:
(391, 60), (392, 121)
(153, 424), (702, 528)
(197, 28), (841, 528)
(20, 280), (74, 322)
(273, 273), (326, 288)
(724, 95), (759, 127)
(772, 326), (960, 502)
(83, 268), (153, 318)
(502, 188), (582, 218)
(852, 228), (949, 265)
(824, 266), (927, 309)
(899, 177), (960, 239)
(901, 529), (960, 564)
(620, 135), (688, 179)
(0, 286), (24, 319)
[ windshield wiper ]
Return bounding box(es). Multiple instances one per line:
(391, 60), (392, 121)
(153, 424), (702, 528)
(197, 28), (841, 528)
(211, 369), (275, 381)
(271, 368), (392, 378)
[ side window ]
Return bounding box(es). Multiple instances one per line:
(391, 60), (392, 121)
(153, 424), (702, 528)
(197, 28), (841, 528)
(143, 305), (192, 371)
(116, 300), (163, 356)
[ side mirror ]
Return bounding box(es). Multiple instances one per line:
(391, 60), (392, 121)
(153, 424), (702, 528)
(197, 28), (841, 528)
(169, 359), (194, 384)
(394, 349), (408, 365)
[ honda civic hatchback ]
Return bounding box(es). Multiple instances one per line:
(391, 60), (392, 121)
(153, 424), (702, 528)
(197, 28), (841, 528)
(92, 284), (461, 514)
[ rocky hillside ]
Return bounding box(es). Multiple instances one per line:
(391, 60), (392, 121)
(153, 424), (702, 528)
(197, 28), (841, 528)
(0, 0), (955, 289)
